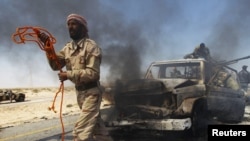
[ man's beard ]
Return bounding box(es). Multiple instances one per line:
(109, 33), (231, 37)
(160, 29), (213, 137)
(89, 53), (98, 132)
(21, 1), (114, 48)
(69, 30), (82, 40)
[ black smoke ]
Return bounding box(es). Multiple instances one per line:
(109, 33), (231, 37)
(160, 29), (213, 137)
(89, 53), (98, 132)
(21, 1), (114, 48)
(207, 0), (250, 61)
(1, 0), (250, 87)
(0, 0), (183, 87)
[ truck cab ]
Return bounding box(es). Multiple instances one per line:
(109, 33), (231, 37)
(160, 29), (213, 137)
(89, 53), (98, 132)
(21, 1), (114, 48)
(105, 58), (246, 136)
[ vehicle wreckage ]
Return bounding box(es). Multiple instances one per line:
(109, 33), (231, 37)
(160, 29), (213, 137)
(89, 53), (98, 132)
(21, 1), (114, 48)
(0, 89), (25, 103)
(103, 56), (249, 136)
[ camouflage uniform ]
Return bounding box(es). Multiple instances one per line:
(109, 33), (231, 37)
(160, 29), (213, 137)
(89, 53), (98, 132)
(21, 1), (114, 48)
(184, 43), (211, 61)
(211, 68), (240, 90)
(48, 38), (113, 141)
(238, 66), (250, 92)
(171, 67), (182, 77)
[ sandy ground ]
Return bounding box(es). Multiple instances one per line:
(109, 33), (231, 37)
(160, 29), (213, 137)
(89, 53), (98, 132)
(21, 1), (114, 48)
(0, 86), (113, 128)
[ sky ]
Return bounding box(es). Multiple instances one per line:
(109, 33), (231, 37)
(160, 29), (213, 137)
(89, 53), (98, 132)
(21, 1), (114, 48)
(1, 0), (250, 88)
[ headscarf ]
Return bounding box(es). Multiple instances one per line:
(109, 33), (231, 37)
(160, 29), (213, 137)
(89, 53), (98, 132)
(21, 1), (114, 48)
(67, 13), (88, 31)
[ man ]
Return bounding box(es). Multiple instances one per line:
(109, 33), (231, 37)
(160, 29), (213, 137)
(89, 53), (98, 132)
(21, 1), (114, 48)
(5, 89), (14, 103)
(210, 67), (240, 91)
(171, 67), (181, 77)
(184, 43), (211, 61)
(39, 13), (113, 141)
(238, 65), (250, 92)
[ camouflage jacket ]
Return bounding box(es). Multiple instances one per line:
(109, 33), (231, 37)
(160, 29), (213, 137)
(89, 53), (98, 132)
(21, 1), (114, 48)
(47, 38), (102, 85)
(238, 70), (250, 83)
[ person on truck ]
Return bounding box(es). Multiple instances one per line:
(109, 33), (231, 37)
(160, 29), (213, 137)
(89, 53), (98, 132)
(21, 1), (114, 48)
(238, 65), (250, 92)
(184, 43), (211, 61)
(209, 66), (240, 91)
(171, 67), (182, 77)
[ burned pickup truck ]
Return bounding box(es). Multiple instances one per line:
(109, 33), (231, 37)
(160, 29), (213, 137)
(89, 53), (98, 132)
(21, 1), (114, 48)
(0, 89), (26, 103)
(105, 58), (246, 136)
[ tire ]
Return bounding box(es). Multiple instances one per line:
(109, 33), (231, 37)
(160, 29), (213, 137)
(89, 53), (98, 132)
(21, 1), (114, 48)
(15, 94), (25, 102)
(191, 99), (209, 137)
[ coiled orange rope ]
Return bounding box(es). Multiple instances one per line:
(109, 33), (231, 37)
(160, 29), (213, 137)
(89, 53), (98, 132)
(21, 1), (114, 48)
(12, 26), (65, 141)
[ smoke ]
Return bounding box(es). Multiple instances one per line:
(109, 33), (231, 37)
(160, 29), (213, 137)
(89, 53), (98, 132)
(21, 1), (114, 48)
(0, 0), (184, 87)
(207, 1), (250, 62)
(0, 0), (250, 88)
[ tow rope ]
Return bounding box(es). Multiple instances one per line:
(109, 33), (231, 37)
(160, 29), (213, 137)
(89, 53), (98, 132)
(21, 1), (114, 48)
(12, 26), (65, 141)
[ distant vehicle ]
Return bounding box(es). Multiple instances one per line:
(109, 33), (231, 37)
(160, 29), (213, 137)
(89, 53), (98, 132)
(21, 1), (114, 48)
(0, 89), (25, 103)
(105, 57), (247, 137)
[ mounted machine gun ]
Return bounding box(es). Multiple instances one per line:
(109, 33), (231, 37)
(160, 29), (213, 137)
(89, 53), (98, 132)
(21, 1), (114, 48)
(214, 55), (250, 67)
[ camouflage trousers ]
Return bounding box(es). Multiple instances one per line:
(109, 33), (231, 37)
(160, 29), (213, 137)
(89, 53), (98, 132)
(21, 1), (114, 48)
(73, 87), (113, 141)
(240, 83), (249, 92)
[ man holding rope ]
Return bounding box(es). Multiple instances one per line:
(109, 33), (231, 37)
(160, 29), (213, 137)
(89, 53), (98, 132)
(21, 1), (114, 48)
(39, 13), (113, 141)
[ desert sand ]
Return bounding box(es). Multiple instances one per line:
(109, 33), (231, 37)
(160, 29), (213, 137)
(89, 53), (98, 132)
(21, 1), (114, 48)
(1, 86), (250, 130)
(0, 86), (113, 128)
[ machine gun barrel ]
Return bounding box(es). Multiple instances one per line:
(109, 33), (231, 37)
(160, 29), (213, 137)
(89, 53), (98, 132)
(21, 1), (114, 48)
(217, 55), (250, 66)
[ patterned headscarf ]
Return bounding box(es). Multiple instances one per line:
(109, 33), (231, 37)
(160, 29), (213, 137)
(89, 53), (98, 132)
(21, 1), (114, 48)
(67, 14), (88, 31)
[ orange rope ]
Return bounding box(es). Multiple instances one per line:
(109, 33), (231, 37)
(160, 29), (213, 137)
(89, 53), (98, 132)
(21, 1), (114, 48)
(12, 26), (65, 141)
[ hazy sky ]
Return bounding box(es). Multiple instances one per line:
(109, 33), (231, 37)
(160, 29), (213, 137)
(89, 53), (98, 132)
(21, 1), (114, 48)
(1, 0), (250, 88)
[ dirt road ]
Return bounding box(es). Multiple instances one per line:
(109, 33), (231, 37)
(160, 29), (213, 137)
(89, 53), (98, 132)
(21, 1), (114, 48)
(0, 87), (250, 141)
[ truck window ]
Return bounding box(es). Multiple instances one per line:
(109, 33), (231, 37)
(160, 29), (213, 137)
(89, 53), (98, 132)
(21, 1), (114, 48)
(147, 62), (201, 79)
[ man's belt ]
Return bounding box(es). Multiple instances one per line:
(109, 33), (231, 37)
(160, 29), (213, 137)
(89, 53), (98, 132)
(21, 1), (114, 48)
(75, 82), (98, 91)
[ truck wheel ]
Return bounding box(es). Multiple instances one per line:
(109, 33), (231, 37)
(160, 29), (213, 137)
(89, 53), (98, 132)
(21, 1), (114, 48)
(191, 100), (209, 137)
(15, 95), (25, 102)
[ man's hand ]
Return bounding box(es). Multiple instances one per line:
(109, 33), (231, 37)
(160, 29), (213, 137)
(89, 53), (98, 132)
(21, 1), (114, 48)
(58, 72), (68, 81)
(38, 32), (49, 44)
